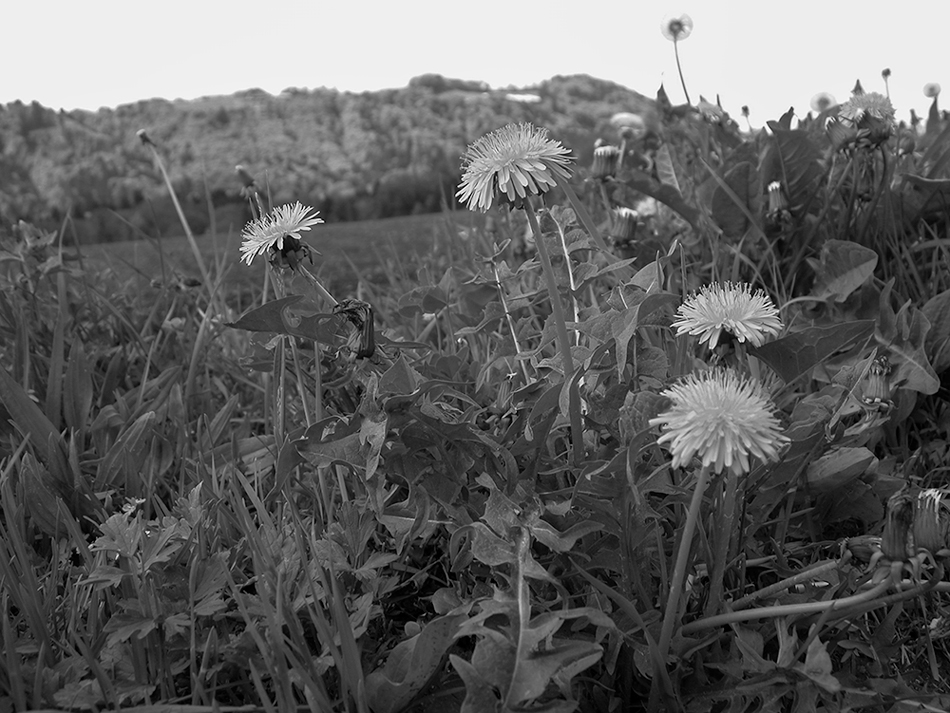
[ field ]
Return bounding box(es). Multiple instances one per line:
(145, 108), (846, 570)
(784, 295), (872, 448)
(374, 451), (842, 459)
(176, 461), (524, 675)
(78, 211), (473, 295)
(3, 83), (950, 713)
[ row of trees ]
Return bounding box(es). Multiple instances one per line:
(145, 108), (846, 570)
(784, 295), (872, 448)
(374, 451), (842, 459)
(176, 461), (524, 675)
(0, 74), (655, 243)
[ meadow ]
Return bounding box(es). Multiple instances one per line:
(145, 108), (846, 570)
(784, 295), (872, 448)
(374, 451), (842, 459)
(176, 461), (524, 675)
(3, 42), (950, 713)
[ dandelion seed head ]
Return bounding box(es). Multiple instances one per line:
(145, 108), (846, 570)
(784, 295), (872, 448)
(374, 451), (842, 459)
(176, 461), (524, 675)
(661, 13), (693, 41)
(924, 82), (942, 98)
(649, 369), (788, 475)
(671, 282), (783, 349)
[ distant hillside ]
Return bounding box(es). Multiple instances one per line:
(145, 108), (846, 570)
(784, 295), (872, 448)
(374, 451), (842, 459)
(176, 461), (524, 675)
(0, 74), (657, 243)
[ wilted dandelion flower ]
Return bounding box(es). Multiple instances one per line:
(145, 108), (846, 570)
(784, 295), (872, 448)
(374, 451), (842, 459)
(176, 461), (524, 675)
(457, 123), (574, 213)
(240, 201), (323, 266)
(810, 92), (837, 114)
(649, 369), (788, 475)
(671, 282), (783, 349)
(924, 82), (942, 98)
(661, 13), (693, 41)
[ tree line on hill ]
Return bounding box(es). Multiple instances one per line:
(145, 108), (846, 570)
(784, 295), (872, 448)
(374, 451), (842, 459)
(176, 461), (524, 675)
(0, 74), (656, 243)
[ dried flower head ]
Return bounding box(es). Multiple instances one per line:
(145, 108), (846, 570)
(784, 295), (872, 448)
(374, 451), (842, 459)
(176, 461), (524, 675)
(240, 201), (323, 266)
(457, 123), (574, 212)
(810, 92), (837, 114)
(924, 82), (942, 98)
(671, 282), (783, 349)
(649, 369), (788, 475)
(661, 13), (693, 41)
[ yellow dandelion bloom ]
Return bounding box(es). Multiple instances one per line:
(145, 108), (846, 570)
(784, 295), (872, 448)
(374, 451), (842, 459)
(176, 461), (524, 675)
(671, 282), (783, 349)
(457, 123), (574, 213)
(240, 202), (323, 266)
(649, 369), (788, 475)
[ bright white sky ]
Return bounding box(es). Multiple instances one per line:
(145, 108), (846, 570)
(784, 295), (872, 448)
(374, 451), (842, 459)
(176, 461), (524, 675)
(3, 1), (947, 129)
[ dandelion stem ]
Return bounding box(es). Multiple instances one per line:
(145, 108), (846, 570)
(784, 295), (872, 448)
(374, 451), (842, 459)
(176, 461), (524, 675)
(658, 464), (710, 659)
(673, 40), (692, 105)
(524, 201), (585, 466)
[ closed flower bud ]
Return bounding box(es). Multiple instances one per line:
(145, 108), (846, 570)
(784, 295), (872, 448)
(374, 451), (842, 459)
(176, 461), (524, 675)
(591, 145), (621, 179)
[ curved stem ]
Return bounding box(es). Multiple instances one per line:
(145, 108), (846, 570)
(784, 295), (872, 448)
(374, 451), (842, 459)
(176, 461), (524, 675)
(658, 464), (711, 658)
(524, 201), (585, 466)
(673, 40), (691, 106)
(680, 564), (905, 636)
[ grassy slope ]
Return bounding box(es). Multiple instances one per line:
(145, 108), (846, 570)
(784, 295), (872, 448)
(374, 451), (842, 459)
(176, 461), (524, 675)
(74, 210), (481, 295)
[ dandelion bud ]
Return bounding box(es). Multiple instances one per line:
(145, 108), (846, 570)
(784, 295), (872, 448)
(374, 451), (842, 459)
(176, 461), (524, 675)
(591, 145), (621, 179)
(609, 207), (639, 245)
(913, 489), (950, 555)
(881, 488), (916, 561)
(136, 129), (155, 146)
(235, 164), (257, 189)
(881, 68), (891, 80)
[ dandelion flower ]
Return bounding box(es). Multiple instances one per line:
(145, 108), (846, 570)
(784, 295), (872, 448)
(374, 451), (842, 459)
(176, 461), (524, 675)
(240, 201), (323, 266)
(649, 369), (788, 475)
(924, 83), (941, 98)
(838, 91), (895, 147)
(671, 282), (783, 349)
(839, 91), (895, 125)
(661, 13), (693, 41)
(457, 123), (574, 212)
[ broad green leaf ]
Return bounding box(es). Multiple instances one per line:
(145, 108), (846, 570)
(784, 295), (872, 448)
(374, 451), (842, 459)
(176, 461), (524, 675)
(63, 338), (94, 434)
(922, 287), (950, 372)
(711, 161), (756, 238)
(750, 320), (875, 383)
(811, 240), (878, 302)
(366, 614), (467, 713)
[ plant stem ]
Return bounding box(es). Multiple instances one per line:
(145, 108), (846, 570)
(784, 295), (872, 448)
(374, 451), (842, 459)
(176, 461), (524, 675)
(524, 201), (585, 466)
(658, 464), (710, 659)
(674, 40), (692, 105)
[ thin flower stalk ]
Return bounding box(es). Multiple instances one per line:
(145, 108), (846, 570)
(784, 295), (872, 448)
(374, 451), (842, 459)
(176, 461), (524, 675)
(524, 201), (586, 465)
(492, 260), (532, 383)
(661, 14), (694, 105)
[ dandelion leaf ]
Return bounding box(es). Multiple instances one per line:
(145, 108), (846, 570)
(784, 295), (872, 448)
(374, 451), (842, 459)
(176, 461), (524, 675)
(811, 240), (878, 302)
(365, 614), (466, 713)
(750, 320), (875, 383)
(922, 287), (950, 373)
(711, 161), (756, 238)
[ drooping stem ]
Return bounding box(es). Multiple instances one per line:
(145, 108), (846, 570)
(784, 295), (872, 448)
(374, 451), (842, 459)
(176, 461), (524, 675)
(524, 201), (585, 466)
(673, 40), (692, 105)
(658, 464), (710, 659)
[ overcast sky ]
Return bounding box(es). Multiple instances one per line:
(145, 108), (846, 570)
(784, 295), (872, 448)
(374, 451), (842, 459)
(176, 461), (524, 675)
(4, 0), (947, 128)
